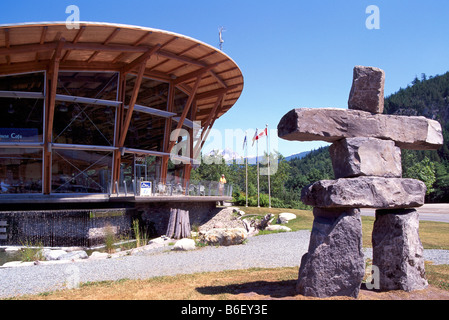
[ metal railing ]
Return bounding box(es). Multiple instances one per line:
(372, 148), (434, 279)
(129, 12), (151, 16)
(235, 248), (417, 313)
(113, 178), (233, 198)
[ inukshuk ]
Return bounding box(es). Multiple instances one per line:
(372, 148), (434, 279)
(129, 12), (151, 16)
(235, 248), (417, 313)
(277, 66), (444, 298)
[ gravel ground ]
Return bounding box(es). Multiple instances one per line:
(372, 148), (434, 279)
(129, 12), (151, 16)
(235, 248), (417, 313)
(1, 230), (448, 299)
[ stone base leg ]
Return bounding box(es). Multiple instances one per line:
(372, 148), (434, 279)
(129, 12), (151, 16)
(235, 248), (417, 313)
(372, 208), (428, 291)
(297, 208), (365, 298)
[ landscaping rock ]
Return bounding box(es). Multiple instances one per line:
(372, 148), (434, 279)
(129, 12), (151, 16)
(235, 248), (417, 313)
(89, 251), (110, 259)
(200, 228), (248, 246)
(148, 235), (171, 246)
(277, 212), (297, 224)
(297, 208), (365, 298)
(1, 261), (34, 268)
(277, 108), (443, 150)
(348, 65), (385, 113)
(58, 250), (88, 260)
(265, 225), (291, 232)
(43, 249), (67, 261)
(329, 137), (402, 178)
(372, 208), (428, 291)
(301, 177), (426, 209)
(172, 238), (196, 251)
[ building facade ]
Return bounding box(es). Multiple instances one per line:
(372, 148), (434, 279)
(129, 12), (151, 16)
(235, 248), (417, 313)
(0, 22), (244, 197)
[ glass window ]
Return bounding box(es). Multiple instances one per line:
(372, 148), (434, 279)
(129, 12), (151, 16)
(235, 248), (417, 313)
(125, 76), (169, 110)
(124, 112), (165, 151)
(0, 97), (44, 143)
(173, 87), (188, 116)
(57, 72), (118, 101)
(52, 149), (112, 194)
(0, 72), (45, 92)
(52, 102), (115, 146)
(0, 148), (42, 194)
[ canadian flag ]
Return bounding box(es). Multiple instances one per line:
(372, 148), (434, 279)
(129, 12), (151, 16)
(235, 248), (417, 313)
(252, 127), (267, 146)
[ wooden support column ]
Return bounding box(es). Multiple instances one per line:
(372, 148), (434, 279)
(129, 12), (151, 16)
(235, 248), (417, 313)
(167, 76), (202, 153)
(161, 82), (175, 183)
(183, 100), (198, 187)
(43, 39), (65, 194)
(193, 93), (225, 160)
(112, 72), (126, 193)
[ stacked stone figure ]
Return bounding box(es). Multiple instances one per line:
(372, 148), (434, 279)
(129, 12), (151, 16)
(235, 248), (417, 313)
(277, 66), (444, 298)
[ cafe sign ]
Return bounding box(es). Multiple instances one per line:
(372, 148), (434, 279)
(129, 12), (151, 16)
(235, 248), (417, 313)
(0, 128), (39, 142)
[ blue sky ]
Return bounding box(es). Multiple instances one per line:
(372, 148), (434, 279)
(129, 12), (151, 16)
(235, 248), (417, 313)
(1, 0), (449, 158)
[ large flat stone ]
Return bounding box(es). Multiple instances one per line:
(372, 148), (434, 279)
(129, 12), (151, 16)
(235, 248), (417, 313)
(297, 208), (365, 298)
(329, 137), (402, 178)
(372, 208), (428, 291)
(348, 66), (385, 113)
(277, 108), (443, 150)
(301, 177), (426, 209)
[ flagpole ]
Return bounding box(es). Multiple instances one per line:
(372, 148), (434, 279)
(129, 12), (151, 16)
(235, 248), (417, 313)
(266, 124), (271, 208)
(245, 131), (248, 208)
(256, 128), (260, 208)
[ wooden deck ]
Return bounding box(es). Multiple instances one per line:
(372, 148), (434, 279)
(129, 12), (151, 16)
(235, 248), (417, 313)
(0, 194), (231, 204)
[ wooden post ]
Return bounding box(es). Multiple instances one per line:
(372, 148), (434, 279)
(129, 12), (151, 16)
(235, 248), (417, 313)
(161, 82), (175, 183)
(112, 73), (126, 193)
(43, 39), (65, 194)
(166, 208), (191, 239)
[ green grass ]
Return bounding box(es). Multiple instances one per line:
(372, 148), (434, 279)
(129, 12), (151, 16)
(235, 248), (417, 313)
(236, 206), (449, 250)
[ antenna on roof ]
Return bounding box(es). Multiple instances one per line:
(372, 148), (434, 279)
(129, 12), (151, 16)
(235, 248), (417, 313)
(218, 26), (225, 51)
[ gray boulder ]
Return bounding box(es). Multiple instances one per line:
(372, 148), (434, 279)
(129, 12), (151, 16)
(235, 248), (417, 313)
(43, 249), (67, 261)
(348, 66), (385, 113)
(372, 209), (428, 291)
(200, 228), (248, 246)
(329, 137), (402, 178)
(58, 250), (88, 260)
(301, 177), (426, 209)
(277, 108), (443, 150)
(297, 208), (365, 298)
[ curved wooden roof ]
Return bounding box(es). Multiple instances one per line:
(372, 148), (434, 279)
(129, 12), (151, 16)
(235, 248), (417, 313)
(0, 22), (244, 125)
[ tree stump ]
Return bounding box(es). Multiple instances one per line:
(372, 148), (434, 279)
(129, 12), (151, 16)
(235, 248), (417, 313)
(166, 208), (191, 239)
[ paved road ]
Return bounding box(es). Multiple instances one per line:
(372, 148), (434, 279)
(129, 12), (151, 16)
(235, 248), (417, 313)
(360, 203), (449, 223)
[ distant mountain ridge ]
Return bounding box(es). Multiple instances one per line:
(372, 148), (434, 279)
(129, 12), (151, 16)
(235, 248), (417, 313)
(284, 151), (310, 161)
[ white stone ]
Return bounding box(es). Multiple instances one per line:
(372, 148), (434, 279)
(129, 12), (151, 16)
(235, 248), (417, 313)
(278, 212), (297, 224)
(148, 236), (171, 245)
(1, 261), (34, 268)
(58, 250), (88, 260)
(89, 251), (109, 259)
(265, 225), (292, 232)
(43, 249), (67, 261)
(172, 238), (196, 251)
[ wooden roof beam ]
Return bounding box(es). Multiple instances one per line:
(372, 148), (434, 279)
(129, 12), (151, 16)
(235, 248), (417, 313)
(87, 27), (120, 63)
(173, 62), (222, 85)
(118, 54), (152, 147)
(61, 26), (86, 62)
(0, 42), (57, 56)
(168, 76), (202, 152)
(121, 44), (161, 74)
(111, 31), (153, 64)
(4, 29), (10, 65)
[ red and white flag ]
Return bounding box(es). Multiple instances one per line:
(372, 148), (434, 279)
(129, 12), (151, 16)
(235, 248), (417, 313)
(252, 127), (267, 146)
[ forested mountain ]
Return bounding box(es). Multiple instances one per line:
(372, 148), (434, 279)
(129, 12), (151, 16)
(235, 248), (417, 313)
(384, 71), (449, 202)
(191, 71), (449, 207)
